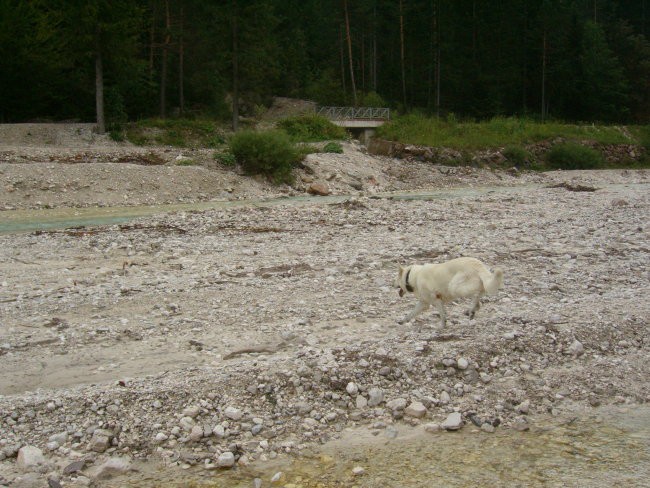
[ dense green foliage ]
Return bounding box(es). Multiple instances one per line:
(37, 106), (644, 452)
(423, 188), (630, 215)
(1, 1), (649, 124)
(377, 114), (641, 148)
(277, 115), (346, 141)
(229, 130), (302, 183)
(122, 118), (225, 147)
(502, 146), (531, 166)
(546, 143), (605, 169)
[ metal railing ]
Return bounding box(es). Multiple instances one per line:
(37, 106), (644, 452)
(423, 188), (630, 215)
(317, 106), (390, 121)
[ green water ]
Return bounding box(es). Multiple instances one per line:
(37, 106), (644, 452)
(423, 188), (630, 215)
(0, 186), (534, 235)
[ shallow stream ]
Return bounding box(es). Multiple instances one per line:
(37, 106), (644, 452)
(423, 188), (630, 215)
(113, 406), (649, 488)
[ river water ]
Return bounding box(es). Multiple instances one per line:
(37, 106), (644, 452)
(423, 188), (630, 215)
(0, 186), (537, 235)
(112, 406), (649, 488)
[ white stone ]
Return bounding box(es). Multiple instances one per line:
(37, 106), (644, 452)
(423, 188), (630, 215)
(91, 457), (131, 480)
(516, 400), (530, 414)
(441, 412), (463, 430)
(404, 401), (427, 418)
(457, 357), (469, 370)
(224, 406), (243, 421)
(356, 395), (368, 409)
(352, 466), (366, 476)
(367, 387), (384, 407)
(154, 432), (168, 443)
(481, 423), (495, 433)
(179, 416), (195, 431)
(569, 339), (584, 357)
(182, 405), (201, 418)
(189, 425), (204, 442)
(346, 382), (359, 395)
(386, 398), (407, 411)
(439, 391), (451, 404)
(217, 452), (235, 468)
(213, 425), (226, 438)
(17, 446), (45, 471)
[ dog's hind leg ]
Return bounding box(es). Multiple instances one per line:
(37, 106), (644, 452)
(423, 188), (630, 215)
(465, 296), (481, 319)
(398, 301), (429, 324)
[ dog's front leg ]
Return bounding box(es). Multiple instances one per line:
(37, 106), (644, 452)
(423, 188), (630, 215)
(398, 301), (429, 324)
(465, 296), (481, 319)
(435, 300), (447, 328)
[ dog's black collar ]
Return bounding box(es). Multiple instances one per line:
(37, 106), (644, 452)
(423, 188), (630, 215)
(405, 268), (414, 293)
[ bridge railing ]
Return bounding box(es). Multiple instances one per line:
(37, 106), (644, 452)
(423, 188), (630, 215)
(317, 106), (390, 121)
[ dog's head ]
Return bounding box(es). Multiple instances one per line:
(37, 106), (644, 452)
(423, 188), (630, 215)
(395, 265), (408, 297)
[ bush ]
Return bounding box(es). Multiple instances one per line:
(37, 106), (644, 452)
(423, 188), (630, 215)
(108, 124), (125, 142)
(502, 145), (530, 166)
(214, 151), (236, 166)
(229, 130), (302, 183)
(277, 114), (346, 142)
(546, 143), (604, 169)
(322, 142), (343, 153)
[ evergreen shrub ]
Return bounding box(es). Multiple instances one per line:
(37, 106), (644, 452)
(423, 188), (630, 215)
(546, 143), (604, 169)
(229, 130), (302, 183)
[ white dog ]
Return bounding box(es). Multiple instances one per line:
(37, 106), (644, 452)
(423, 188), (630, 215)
(395, 257), (503, 327)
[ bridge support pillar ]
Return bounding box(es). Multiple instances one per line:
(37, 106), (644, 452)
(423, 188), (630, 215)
(361, 128), (376, 146)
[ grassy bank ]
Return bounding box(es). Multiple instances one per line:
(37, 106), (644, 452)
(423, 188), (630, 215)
(377, 114), (650, 150)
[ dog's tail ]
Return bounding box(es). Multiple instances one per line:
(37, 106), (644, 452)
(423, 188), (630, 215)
(479, 267), (504, 295)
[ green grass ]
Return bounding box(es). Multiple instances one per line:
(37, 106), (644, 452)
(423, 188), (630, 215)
(377, 114), (643, 149)
(175, 159), (199, 166)
(125, 118), (226, 148)
(213, 151), (236, 166)
(322, 142), (344, 153)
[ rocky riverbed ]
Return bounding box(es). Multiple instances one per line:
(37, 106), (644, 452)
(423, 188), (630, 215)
(0, 129), (649, 487)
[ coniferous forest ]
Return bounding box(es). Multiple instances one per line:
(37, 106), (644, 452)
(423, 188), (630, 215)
(1, 0), (649, 127)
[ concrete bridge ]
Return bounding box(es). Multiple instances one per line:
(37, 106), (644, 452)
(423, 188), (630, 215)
(317, 106), (390, 144)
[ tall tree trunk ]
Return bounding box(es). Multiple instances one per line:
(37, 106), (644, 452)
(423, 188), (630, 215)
(372, 1), (377, 92)
(541, 28), (547, 122)
(339, 24), (347, 94)
(361, 28), (366, 93)
(472, 0), (477, 63)
(149, 0), (156, 81)
(435, 0), (441, 118)
(343, 0), (357, 106)
(95, 30), (105, 134)
(427, 0), (435, 109)
(179, 4), (185, 115)
(160, 0), (170, 118)
(399, 0), (407, 109)
(232, 1), (239, 131)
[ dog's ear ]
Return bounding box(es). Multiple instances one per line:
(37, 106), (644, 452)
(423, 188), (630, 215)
(398, 265), (404, 276)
